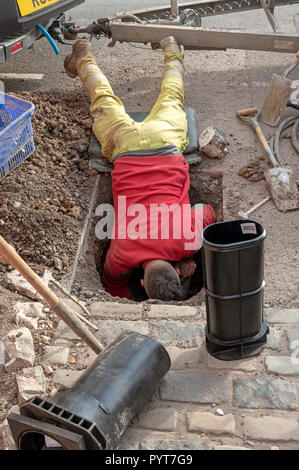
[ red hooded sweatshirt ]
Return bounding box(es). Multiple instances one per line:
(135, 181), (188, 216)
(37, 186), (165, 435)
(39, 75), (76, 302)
(101, 152), (216, 299)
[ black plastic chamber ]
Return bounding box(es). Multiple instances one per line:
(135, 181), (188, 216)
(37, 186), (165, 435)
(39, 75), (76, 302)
(8, 331), (171, 450)
(202, 219), (269, 360)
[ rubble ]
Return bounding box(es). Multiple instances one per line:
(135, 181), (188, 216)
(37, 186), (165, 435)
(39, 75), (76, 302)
(16, 366), (46, 405)
(3, 270), (40, 300)
(0, 405), (20, 450)
(14, 301), (44, 330)
(199, 126), (228, 159)
(4, 327), (35, 373)
(43, 345), (70, 366)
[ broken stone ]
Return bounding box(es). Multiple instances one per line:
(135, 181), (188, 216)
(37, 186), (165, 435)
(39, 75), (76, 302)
(4, 327), (35, 372)
(3, 270), (41, 300)
(43, 346), (70, 365)
(52, 369), (82, 389)
(53, 257), (63, 271)
(0, 405), (20, 450)
(16, 366), (46, 405)
(199, 126), (228, 159)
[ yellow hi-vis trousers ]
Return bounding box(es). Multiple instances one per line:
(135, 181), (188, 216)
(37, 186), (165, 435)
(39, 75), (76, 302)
(77, 46), (189, 161)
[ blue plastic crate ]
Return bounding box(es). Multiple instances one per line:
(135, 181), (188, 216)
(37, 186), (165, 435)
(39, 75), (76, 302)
(0, 91), (35, 180)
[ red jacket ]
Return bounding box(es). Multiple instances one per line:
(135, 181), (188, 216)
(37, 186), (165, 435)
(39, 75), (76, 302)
(102, 154), (216, 298)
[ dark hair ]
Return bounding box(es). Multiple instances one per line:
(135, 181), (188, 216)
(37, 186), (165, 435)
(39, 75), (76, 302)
(144, 263), (184, 301)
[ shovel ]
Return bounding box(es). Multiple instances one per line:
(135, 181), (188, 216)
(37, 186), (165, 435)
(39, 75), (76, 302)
(237, 107), (299, 212)
(260, 52), (299, 127)
(0, 234), (104, 354)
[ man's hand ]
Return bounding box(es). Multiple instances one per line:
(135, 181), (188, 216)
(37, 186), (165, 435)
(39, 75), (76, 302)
(175, 257), (197, 279)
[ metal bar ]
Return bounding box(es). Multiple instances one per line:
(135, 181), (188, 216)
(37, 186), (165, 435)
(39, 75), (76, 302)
(260, 0), (283, 32)
(117, 0), (299, 20)
(110, 22), (299, 52)
(171, 0), (179, 16)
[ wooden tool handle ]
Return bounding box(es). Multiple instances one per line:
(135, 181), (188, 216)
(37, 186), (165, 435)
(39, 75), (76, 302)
(0, 235), (103, 354)
(237, 107), (257, 116)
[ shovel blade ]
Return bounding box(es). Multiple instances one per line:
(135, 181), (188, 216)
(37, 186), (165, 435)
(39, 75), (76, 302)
(264, 167), (299, 212)
(260, 74), (293, 127)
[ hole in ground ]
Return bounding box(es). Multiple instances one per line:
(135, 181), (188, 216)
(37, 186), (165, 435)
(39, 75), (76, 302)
(71, 166), (223, 306)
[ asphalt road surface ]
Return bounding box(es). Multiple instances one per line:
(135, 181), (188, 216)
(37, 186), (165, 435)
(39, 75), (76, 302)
(1, 1), (299, 92)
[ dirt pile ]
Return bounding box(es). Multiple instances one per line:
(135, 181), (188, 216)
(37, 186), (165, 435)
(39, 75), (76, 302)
(0, 91), (97, 277)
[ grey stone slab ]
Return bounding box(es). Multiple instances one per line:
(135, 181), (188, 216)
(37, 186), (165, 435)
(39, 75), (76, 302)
(266, 309), (299, 324)
(161, 372), (229, 404)
(152, 322), (204, 348)
(166, 347), (204, 370)
(286, 330), (299, 352)
(138, 408), (177, 431)
(95, 320), (149, 344)
(243, 416), (299, 442)
(233, 377), (297, 410)
(147, 304), (197, 319)
(43, 346), (70, 366)
(187, 412), (236, 436)
(90, 301), (143, 319)
(265, 356), (299, 376)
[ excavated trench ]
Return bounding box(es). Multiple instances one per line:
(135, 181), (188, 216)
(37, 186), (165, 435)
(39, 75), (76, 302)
(71, 165), (223, 306)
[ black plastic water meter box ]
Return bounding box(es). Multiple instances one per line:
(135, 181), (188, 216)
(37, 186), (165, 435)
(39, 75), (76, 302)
(202, 219), (269, 360)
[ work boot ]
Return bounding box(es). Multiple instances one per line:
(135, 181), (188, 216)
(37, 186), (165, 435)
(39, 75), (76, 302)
(160, 36), (184, 56)
(64, 39), (92, 78)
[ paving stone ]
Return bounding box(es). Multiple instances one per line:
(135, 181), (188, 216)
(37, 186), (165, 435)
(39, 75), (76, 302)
(138, 408), (177, 431)
(214, 445), (250, 450)
(208, 355), (257, 372)
(266, 309), (299, 324)
(43, 346), (70, 366)
(286, 330), (299, 352)
(119, 432), (140, 450)
(3, 270), (41, 300)
(187, 411), (236, 435)
(90, 302), (143, 319)
(265, 356), (299, 376)
(266, 328), (282, 350)
(52, 369), (83, 389)
(4, 327), (35, 372)
(140, 439), (201, 450)
(243, 416), (299, 442)
(54, 320), (79, 340)
(94, 320), (149, 345)
(147, 304), (197, 319)
(233, 377), (297, 409)
(152, 322), (204, 348)
(16, 366), (46, 405)
(166, 347), (204, 369)
(0, 405), (20, 450)
(161, 372), (229, 404)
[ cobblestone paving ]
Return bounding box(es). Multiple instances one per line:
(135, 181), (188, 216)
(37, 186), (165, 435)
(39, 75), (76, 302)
(51, 303), (299, 451)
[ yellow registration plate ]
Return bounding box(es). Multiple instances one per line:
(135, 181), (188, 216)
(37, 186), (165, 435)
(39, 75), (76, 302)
(17, 0), (61, 17)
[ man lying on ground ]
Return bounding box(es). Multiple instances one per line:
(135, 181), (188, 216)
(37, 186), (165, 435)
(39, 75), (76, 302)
(64, 36), (216, 300)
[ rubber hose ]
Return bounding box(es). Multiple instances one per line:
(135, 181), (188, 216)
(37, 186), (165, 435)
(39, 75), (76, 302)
(269, 116), (298, 167)
(36, 24), (60, 55)
(291, 117), (299, 154)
